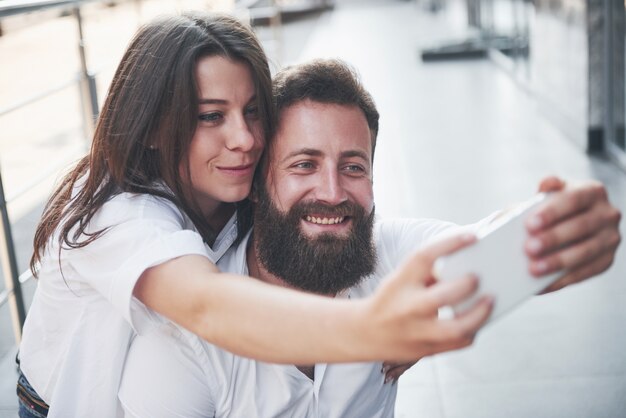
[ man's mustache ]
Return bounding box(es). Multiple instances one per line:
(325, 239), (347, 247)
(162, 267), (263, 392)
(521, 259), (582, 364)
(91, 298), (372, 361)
(290, 200), (364, 218)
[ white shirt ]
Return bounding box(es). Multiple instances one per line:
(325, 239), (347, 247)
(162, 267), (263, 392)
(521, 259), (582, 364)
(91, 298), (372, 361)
(19, 191), (239, 418)
(119, 218), (459, 418)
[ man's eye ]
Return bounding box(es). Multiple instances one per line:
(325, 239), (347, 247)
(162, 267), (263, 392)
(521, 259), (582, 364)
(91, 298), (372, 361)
(198, 112), (223, 122)
(294, 162), (314, 169)
(344, 164), (365, 173)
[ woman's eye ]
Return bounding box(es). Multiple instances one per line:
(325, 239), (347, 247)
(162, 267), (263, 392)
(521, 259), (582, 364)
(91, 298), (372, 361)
(245, 105), (259, 119)
(198, 112), (223, 123)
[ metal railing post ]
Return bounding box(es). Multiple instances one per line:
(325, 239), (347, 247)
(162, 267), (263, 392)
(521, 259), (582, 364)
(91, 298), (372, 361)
(0, 167), (26, 344)
(73, 5), (99, 142)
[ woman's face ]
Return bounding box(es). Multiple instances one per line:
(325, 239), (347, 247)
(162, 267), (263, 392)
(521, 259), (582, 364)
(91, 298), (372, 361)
(185, 55), (264, 217)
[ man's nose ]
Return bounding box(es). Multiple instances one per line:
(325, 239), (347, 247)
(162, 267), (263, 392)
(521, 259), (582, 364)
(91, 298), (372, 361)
(225, 117), (257, 152)
(314, 167), (348, 206)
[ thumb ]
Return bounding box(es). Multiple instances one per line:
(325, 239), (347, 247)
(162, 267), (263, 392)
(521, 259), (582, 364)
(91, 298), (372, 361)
(538, 176), (565, 193)
(402, 232), (476, 285)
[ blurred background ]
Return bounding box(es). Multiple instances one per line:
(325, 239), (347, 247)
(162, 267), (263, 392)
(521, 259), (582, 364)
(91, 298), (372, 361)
(0, 0), (624, 416)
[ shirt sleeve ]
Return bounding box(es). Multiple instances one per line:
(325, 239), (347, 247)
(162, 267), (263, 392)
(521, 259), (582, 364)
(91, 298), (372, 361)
(375, 213), (501, 271)
(65, 194), (210, 333)
(375, 218), (458, 269)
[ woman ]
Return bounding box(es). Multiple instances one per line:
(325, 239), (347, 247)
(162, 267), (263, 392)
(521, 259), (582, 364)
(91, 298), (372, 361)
(17, 11), (492, 418)
(17, 12), (273, 417)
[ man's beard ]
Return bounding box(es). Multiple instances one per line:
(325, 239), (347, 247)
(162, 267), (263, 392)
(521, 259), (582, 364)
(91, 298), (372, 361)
(253, 183), (377, 295)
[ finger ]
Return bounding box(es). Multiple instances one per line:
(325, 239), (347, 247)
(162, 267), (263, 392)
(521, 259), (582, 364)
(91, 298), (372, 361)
(384, 363), (415, 383)
(403, 233), (476, 282)
(381, 361), (394, 375)
(430, 295), (493, 346)
(424, 276), (437, 287)
(453, 294), (494, 330)
(537, 176), (565, 193)
(525, 203), (620, 257)
(526, 182), (607, 233)
(382, 360), (413, 371)
(539, 252), (616, 294)
(422, 274), (479, 311)
(528, 226), (620, 276)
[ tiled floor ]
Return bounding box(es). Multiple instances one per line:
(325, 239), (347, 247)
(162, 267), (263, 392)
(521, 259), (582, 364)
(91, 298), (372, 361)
(1, 0), (625, 416)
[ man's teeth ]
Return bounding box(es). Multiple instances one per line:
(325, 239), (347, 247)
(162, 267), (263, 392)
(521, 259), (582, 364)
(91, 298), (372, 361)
(305, 215), (345, 225)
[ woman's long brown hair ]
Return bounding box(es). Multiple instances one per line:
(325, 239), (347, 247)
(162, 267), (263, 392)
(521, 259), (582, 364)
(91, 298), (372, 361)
(30, 12), (275, 276)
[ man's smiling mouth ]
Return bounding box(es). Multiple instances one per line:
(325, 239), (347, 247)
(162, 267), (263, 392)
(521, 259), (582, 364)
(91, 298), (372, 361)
(304, 215), (347, 225)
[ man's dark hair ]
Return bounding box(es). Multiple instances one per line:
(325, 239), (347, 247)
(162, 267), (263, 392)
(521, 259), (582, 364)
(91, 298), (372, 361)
(272, 58), (379, 159)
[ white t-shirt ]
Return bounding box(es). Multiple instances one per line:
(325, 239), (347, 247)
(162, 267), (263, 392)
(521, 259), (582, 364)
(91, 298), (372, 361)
(118, 218), (459, 418)
(19, 191), (239, 418)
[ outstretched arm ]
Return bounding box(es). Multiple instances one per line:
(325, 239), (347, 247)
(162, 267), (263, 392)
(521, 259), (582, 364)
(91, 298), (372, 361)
(133, 233), (493, 364)
(525, 176), (622, 293)
(378, 178), (622, 381)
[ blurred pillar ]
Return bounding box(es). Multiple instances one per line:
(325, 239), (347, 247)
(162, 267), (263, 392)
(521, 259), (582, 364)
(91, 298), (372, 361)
(467, 0), (481, 28)
(587, 0), (605, 151)
(605, 0), (625, 167)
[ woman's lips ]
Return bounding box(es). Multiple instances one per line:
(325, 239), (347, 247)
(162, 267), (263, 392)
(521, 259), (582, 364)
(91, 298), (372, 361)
(217, 163), (255, 177)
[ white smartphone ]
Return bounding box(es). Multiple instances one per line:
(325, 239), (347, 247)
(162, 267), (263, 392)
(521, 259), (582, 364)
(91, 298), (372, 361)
(433, 193), (564, 326)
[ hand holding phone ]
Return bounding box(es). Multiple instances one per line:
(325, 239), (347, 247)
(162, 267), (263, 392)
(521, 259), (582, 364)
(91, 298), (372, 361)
(434, 193), (564, 326)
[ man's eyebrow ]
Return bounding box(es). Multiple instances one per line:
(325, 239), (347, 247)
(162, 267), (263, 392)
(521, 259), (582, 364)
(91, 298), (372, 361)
(341, 150), (370, 162)
(279, 148), (371, 164)
(280, 148), (323, 163)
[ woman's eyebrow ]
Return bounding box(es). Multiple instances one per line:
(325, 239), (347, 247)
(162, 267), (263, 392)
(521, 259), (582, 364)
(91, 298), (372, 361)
(198, 94), (256, 105)
(198, 98), (228, 104)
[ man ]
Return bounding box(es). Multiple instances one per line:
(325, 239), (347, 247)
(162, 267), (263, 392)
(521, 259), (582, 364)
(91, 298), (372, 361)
(118, 59), (621, 417)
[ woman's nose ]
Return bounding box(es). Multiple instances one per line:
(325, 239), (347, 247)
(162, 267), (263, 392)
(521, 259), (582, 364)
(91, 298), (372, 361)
(226, 118), (258, 152)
